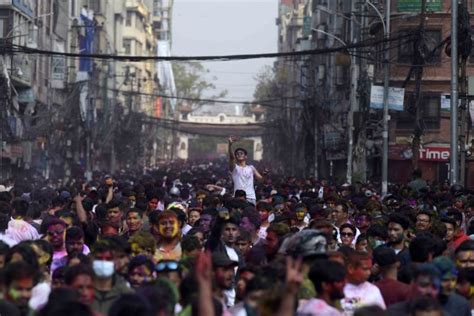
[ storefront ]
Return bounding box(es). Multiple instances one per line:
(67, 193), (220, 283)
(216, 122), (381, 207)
(388, 145), (450, 185)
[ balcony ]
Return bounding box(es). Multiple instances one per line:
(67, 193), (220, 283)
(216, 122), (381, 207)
(0, 0), (35, 18)
(125, 0), (149, 18)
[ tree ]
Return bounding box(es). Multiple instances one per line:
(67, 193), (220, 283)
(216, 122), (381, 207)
(172, 62), (227, 111)
(253, 64), (305, 175)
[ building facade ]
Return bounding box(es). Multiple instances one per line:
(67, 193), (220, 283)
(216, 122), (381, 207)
(272, 0), (474, 187)
(0, 0), (174, 180)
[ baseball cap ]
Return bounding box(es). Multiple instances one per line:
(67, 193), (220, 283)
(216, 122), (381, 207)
(373, 246), (398, 267)
(212, 252), (238, 268)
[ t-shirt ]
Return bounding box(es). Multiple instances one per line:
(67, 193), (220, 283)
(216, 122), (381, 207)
(374, 278), (409, 307)
(231, 165), (256, 200)
(341, 282), (386, 315)
(297, 298), (343, 316)
(257, 226), (268, 240)
(223, 245), (239, 307)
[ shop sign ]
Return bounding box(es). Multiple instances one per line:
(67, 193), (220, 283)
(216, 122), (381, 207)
(419, 147), (449, 161)
(397, 0), (442, 12)
(389, 145), (450, 162)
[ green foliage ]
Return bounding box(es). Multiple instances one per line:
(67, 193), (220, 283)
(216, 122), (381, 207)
(253, 65), (288, 102)
(172, 62), (227, 110)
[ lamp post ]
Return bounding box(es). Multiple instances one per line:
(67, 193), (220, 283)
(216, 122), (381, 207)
(450, 0), (458, 184)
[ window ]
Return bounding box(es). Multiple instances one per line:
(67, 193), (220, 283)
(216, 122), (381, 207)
(397, 93), (441, 129)
(424, 30), (442, 63)
(126, 11), (132, 26)
(123, 39), (131, 54)
(398, 29), (442, 64)
(421, 95), (441, 129)
(0, 18), (7, 37)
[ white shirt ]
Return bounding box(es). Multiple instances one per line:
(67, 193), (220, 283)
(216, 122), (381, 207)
(297, 298), (343, 316)
(182, 224), (192, 235)
(257, 226), (268, 240)
(224, 245), (239, 307)
(29, 281), (51, 310)
(341, 282), (386, 315)
(231, 165), (256, 200)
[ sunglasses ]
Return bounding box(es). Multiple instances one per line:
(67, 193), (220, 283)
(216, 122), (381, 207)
(341, 232), (354, 237)
(156, 261), (179, 272)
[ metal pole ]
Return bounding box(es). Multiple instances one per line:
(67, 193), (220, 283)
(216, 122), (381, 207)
(382, 0), (391, 196)
(451, 0), (459, 184)
(347, 0), (357, 184)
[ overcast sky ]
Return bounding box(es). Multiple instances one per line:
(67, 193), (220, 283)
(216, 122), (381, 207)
(172, 0), (278, 101)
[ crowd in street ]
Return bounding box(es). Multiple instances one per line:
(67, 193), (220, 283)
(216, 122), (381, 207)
(1, 138), (474, 316)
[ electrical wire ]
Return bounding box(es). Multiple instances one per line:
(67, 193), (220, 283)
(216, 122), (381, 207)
(1, 33), (414, 62)
(89, 83), (306, 109)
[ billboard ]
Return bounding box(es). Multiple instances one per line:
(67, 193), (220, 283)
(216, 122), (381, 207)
(397, 0), (443, 12)
(370, 85), (405, 111)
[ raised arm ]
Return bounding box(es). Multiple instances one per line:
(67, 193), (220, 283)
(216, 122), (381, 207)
(253, 167), (269, 182)
(228, 136), (237, 171)
(74, 194), (88, 224)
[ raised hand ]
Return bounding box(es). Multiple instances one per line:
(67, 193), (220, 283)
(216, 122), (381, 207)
(196, 251), (213, 285)
(285, 256), (304, 295)
(228, 135), (239, 144)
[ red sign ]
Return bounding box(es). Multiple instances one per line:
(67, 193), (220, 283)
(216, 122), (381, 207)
(419, 147), (450, 162)
(389, 145), (450, 162)
(155, 97), (162, 118)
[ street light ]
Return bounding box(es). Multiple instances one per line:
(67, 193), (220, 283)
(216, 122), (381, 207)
(311, 28), (347, 46)
(450, 0), (458, 184)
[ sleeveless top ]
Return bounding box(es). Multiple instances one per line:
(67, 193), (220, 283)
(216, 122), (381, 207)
(231, 165), (256, 200)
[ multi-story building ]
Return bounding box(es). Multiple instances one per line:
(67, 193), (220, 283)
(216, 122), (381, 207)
(0, 0), (168, 179)
(275, 0), (474, 186)
(0, 0), (37, 178)
(273, 0), (312, 176)
(379, 0), (472, 186)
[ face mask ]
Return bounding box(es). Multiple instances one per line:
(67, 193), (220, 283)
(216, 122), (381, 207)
(93, 260), (115, 278)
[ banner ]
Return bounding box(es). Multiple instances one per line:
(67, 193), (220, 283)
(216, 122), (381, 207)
(79, 8), (94, 73)
(370, 85), (405, 111)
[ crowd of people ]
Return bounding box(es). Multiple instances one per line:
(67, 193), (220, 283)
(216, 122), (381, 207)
(0, 138), (474, 316)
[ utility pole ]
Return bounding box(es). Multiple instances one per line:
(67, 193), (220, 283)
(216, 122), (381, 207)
(411, 0), (427, 171)
(450, 0), (459, 184)
(312, 51), (319, 179)
(457, 0), (471, 186)
(460, 55), (467, 185)
(347, 0), (359, 184)
(381, 0), (391, 196)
